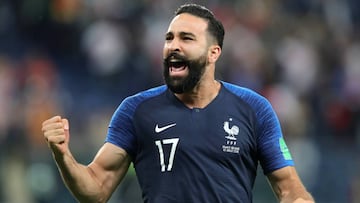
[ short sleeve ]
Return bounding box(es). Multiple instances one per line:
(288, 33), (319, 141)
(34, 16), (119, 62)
(255, 97), (294, 174)
(105, 97), (137, 158)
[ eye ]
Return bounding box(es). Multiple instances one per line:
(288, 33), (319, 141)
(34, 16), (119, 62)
(183, 36), (193, 41)
(165, 33), (173, 41)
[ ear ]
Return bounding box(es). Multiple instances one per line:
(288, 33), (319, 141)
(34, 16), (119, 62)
(208, 45), (221, 63)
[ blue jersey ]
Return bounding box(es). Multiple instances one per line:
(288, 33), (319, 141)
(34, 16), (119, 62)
(105, 81), (294, 203)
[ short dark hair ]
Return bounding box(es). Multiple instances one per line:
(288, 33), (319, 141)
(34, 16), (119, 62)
(175, 4), (225, 49)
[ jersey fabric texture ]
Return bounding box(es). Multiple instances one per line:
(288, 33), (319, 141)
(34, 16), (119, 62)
(105, 81), (294, 203)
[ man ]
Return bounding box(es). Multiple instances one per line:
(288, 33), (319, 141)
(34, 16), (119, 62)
(42, 4), (315, 203)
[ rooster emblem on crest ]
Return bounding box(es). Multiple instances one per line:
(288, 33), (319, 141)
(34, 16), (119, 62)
(223, 119), (239, 140)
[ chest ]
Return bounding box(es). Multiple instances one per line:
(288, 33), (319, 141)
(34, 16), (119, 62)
(133, 102), (258, 164)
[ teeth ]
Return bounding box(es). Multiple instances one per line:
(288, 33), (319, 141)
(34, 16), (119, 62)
(169, 59), (182, 62)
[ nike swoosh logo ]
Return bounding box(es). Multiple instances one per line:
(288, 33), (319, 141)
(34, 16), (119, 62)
(155, 123), (176, 133)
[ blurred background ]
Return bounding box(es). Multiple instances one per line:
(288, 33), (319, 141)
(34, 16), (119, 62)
(0, 0), (359, 202)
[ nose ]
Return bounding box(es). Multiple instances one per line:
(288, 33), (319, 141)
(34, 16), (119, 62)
(165, 38), (181, 52)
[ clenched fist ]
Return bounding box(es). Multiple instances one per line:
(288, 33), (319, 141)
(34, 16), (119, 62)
(42, 116), (70, 156)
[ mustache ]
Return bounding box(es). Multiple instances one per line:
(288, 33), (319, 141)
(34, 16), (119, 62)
(164, 52), (188, 64)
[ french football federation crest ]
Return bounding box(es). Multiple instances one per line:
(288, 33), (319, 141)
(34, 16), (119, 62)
(222, 118), (240, 153)
(223, 118), (239, 140)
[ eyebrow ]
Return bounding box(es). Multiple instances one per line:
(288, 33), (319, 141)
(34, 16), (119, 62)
(165, 31), (196, 38)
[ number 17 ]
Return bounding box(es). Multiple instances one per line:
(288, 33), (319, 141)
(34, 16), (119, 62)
(155, 138), (179, 172)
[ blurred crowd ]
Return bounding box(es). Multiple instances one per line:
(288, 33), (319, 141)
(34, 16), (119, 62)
(0, 0), (359, 202)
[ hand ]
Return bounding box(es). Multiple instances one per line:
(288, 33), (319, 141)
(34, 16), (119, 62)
(292, 199), (315, 203)
(42, 116), (70, 156)
(281, 198), (315, 203)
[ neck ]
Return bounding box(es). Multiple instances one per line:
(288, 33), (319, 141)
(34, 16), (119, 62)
(175, 79), (221, 109)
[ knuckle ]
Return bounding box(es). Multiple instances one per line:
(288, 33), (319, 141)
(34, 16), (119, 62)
(47, 135), (65, 144)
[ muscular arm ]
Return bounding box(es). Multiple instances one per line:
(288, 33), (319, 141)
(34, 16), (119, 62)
(42, 116), (131, 203)
(267, 166), (315, 203)
(55, 143), (131, 203)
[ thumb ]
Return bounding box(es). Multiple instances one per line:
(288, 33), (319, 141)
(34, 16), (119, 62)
(62, 118), (70, 143)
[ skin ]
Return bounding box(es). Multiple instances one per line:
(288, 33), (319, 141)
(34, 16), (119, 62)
(43, 116), (129, 202)
(42, 13), (314, 203)
(163, 13), (222, 108)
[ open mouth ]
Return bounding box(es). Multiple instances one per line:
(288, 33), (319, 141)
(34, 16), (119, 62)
(164, 53), (190, 76)
(168, 58), (188, 73)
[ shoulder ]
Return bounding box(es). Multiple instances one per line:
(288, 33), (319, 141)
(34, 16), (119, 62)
(121, 85), (168, 109)
(126, 85), (167, 102)
(111, 85), (167, 120)
(221, 81), (277, 128)
(221, 81), (260, 96)
(221, 81), (271, 110)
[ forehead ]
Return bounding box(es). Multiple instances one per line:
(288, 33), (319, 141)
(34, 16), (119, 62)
(167, 13), (208, 35)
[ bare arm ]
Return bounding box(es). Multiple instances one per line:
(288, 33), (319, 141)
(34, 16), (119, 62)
(42, 116), (131, 203)
(267, 166), (315, 203)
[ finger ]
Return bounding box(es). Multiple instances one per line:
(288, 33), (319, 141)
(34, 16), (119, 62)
(42, 116), (62, 126)
(42, 122), (64, 132)
(46, 133), (66, 144)
(61, 119), (69, 135)
(62, 119), (69, 130)
(62, 118), (70, 142)
(43, 128), (66, 140)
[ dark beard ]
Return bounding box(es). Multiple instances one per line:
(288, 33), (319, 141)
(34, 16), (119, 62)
(163, 52), (207, 94)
